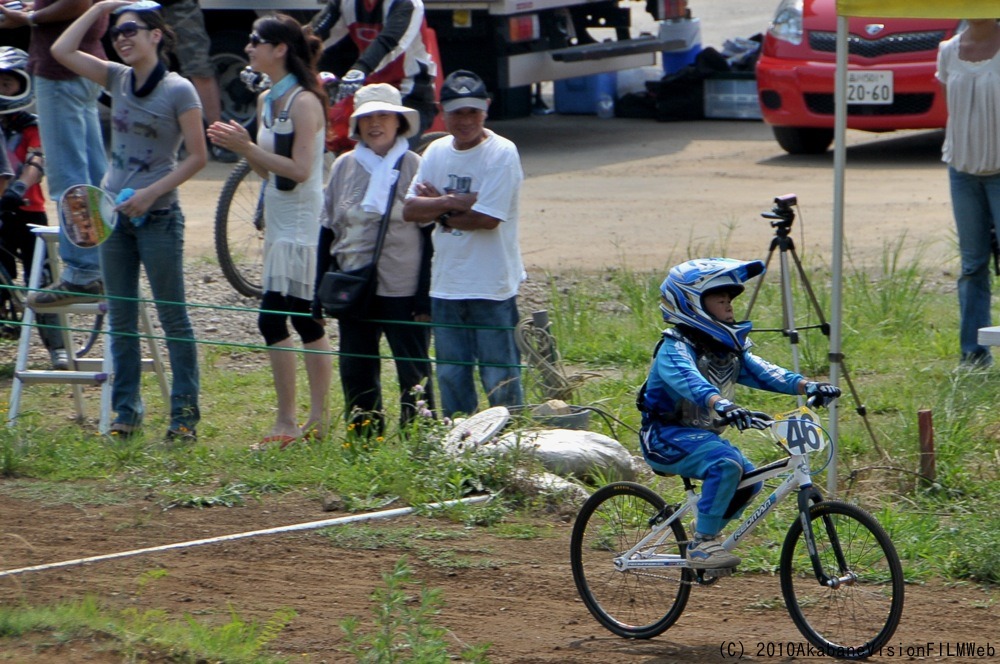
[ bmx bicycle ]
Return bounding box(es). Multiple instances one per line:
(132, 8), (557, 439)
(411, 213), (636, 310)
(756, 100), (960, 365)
(214, 70), (447, 298)
(570, 403), (904, 660)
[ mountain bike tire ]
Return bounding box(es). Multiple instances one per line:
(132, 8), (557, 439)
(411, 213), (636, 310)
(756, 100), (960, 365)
(570, 481), (693, 639)
(780, 499), (904, 659)
(215, 158), (265, 299)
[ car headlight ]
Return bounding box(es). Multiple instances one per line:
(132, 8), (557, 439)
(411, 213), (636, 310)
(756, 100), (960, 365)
(768, 0), (804, 46)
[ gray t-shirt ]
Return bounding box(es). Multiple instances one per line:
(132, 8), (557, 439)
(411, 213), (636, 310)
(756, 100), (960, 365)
(103, 62), (201, 210)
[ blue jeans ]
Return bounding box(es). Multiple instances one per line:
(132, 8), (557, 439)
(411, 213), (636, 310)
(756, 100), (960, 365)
(33, 75), (106, 286)
(100, 205), (200, 430)
(432, 296), (523, 418)
(640, 421), (761, 537)
(948, 166), (1000, 360)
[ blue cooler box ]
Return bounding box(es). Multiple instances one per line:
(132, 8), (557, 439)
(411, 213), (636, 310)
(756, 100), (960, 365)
(660, 18), (702, 75)
(554, 72), (617, 115)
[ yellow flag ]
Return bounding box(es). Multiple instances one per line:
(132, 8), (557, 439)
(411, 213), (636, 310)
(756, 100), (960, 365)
(837, 0), (1000, 19)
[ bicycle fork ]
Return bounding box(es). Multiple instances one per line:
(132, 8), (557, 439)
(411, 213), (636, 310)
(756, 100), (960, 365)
(797, 487), (858, 589)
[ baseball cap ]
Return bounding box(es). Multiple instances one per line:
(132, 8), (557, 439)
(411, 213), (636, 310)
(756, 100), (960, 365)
(440, 70), (490, 113)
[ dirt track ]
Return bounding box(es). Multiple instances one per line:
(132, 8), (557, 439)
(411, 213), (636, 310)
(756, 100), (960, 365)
(182, 117), (956, 278)
(1, 490), (997, 663)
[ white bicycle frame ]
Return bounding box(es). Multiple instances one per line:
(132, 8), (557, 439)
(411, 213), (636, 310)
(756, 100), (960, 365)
(615, 408), (846, 585)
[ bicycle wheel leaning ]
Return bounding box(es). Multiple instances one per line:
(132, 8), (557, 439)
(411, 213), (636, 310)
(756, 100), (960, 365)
(570, 481), (693, 639)
(0, 262), (25, 338)
(214, 158), (266, 298)
(779, 499), (904, 660)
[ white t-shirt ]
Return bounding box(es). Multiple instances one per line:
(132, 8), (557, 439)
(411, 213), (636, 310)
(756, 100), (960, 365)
(937, 33), (1000, 175)
(406, 129), (526, 300)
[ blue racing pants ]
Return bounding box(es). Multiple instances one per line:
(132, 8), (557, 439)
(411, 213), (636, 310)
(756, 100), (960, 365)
(640, 421), (762, 537)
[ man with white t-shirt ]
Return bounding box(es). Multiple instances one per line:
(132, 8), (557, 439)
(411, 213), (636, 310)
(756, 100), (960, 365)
(403, 69), (525, 418)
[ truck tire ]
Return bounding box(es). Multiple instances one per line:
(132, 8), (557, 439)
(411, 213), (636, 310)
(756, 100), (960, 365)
(211, 30), (257, 126)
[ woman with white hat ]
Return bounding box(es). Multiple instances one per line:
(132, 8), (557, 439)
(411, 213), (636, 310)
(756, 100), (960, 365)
(317, 82), (435, 435)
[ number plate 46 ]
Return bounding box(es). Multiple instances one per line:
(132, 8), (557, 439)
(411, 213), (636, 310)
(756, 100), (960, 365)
(772, 407), (828, 455)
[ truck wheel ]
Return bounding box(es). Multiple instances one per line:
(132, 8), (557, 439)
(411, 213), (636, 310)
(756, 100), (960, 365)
(772, 126), (834, 155)
(211, 30), (257, 126)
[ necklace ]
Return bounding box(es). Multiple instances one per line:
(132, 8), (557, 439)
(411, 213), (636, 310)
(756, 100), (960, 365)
(265, 73), (298, 124)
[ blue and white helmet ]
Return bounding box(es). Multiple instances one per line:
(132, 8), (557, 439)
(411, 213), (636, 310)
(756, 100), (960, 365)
(659, 257), (765, 351)
(0, 47), (31, 115)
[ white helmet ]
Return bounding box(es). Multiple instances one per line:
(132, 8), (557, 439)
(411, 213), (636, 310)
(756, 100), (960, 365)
(0, 47), (31, 115)
(659, 257), (765, 351)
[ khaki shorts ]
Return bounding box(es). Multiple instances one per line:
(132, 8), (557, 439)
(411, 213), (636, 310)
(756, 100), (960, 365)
(163, 0), (214, 79)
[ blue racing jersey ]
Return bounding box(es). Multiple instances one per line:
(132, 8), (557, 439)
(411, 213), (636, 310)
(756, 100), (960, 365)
(640, 328), (804, 433)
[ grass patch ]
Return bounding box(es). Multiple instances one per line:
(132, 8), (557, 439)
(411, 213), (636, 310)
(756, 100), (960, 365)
(0, 596), (296, 664)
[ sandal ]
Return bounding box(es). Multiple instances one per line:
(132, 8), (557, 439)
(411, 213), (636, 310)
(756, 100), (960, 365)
(250, 434), (298, 452)
(299, 421), (326, 442)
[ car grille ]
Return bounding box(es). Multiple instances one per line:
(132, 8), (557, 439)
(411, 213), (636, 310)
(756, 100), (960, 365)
(804, 93), (935, 116)
(809, 30), (946, 58)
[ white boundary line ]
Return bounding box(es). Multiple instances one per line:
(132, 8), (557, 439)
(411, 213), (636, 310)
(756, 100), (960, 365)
(0, 494), (492, 579)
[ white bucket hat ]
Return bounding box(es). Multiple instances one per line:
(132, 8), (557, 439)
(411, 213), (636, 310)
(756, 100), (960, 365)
(349, 83), (420, 140)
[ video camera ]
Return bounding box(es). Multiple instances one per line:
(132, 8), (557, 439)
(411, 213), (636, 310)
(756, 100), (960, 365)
(762, 193), (797, 230)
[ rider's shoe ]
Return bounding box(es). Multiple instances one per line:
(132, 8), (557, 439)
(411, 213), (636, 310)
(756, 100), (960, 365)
(28, 279), (103, 309)
(686, 534), (741, 569)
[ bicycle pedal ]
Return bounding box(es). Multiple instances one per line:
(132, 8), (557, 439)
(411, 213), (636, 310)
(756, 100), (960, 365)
(702, 567), (735, 580)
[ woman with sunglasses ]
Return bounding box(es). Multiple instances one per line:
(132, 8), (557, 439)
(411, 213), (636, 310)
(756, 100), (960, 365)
(52, 0), (206, 443)
(207, 15), (332, 449)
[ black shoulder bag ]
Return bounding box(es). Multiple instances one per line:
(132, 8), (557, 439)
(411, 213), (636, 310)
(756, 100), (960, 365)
(318, 155), (405, 319)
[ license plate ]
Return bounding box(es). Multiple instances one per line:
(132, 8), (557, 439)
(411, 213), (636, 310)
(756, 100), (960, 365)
(847, 70), (894, 105)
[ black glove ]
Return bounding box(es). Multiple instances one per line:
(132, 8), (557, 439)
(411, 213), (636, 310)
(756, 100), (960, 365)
(0, 181), (27, 211)
(805, 381), (841, 407)
(713, 398), (754, 431)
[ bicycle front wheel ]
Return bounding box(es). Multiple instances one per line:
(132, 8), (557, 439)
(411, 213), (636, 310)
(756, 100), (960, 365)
(570, 481), (692, 639)
(780, 500), (904, 659)
(215, 158), (265, 298)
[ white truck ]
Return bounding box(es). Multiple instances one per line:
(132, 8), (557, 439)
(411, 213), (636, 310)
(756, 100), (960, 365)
(199, 0), (687, 120)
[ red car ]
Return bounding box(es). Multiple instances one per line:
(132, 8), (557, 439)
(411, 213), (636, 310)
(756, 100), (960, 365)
(755, 0), (962, 154)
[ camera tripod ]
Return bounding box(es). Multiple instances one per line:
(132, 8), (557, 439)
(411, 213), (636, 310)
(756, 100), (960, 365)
(743, 194), (883, 454)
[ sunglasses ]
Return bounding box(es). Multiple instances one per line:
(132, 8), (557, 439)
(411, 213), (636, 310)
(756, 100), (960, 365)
(109, 21), (151, 40)
(248, 33), (275, 47)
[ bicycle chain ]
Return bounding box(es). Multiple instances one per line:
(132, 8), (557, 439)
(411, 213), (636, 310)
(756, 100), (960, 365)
(625, 565), (733, 586)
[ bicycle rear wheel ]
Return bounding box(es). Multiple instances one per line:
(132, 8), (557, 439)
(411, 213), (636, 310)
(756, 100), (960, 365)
(780, 500), (904, 659)
(215, 158), (265, 298)
(570, 481), (692, 639)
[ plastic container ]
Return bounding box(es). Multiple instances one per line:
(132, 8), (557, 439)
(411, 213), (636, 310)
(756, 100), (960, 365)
(596, 94), (615, 119)
(554, 72), (618, 115)
(659, 17), (702, 75)
(533, 406), (591, 430)
(616, 65), (666, 97)
(703, 73), (762, 120)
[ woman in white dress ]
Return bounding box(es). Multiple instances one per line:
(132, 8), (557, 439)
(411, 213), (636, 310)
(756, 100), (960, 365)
(208, 13), (331, 448)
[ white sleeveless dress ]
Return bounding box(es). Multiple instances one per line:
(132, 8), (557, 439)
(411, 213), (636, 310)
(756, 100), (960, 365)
(257, 90), (325, 301)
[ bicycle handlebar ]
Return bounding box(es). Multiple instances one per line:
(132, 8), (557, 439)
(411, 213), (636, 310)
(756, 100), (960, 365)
(712, 396), (839, 431)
